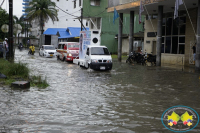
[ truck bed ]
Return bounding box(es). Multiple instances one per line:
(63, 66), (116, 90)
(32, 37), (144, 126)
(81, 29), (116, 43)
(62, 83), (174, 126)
(73, 59), (86, 66)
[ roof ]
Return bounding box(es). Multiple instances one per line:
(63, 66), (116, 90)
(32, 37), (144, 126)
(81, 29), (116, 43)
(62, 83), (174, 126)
(43, 27), (89, 39)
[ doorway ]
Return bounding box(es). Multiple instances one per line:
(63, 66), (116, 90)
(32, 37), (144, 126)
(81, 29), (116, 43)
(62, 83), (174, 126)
(152, 41), (156, 55)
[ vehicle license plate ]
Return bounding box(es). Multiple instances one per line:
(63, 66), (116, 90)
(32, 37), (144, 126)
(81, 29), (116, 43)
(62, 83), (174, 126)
(50, 54), (53, 56)
(100, 66), (105, 70)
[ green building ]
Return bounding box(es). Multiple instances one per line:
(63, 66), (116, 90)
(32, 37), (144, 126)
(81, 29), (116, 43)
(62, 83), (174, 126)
(82, 0), (144, 53)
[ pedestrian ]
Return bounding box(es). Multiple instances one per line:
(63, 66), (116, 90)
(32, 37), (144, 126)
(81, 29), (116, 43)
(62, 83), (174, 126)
(3, 38), (8, 60)
(192, 43), (196, 64)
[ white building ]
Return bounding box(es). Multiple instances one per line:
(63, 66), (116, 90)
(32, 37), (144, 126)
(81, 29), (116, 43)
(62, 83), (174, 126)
(44, 0), (87, 31)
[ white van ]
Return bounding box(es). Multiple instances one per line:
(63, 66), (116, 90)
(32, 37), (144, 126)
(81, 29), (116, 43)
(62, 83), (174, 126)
(74, 45), (112, 70)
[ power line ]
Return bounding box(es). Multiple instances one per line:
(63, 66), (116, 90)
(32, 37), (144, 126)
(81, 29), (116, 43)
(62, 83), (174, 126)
(56, 5), (107, 18)
(0, 0), (5, 8)
(55, 5), (79, 18)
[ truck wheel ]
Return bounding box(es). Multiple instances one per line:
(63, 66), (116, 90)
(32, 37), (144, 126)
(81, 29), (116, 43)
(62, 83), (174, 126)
(57, 55), (60, 60)
(62, 57), (65, 62)
(86, 63), (90, 69)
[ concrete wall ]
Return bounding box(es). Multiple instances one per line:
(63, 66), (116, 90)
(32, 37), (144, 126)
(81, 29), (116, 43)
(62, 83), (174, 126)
(161, 54), (185, 65)
(122, 39), (129, 54)
(144, 19), (157, 54)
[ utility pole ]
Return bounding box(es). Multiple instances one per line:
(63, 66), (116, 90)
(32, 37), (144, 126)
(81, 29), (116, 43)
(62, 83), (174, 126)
(81, 8), (83, 31)
(9, 0), (14, 60)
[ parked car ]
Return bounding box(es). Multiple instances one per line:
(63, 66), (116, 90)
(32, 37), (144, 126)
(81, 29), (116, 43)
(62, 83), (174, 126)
(39, 45), (57, 57)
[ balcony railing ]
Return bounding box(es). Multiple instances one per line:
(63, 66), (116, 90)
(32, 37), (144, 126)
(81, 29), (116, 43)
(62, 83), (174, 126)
(22, 3), (29, 5)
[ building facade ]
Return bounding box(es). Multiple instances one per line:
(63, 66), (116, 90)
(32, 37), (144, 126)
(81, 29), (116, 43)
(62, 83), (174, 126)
(44, 0), (87, 32)
(108, 0), (200, 68)
(82, 0), (144, 53)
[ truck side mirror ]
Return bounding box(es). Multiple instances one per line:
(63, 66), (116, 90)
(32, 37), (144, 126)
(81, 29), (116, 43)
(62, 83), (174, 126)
(110, 52), (112, 55)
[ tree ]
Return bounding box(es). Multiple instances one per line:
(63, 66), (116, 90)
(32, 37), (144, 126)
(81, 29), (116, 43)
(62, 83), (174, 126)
(13, 15), (25, 34)
(25, 0), (58, 34)
(0, 8), (9, 41)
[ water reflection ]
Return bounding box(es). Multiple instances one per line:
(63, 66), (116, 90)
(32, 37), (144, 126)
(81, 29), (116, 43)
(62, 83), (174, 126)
(0, 49), (200, 132)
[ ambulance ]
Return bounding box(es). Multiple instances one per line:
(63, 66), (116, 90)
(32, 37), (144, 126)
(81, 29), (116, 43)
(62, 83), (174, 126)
(56, 42), (79, 61)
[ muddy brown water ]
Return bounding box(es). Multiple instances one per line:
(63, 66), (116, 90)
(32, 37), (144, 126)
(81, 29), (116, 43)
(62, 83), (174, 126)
(0, 49), (200, 133)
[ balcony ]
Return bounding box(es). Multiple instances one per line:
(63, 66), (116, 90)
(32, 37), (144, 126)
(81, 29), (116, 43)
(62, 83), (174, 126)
(22, 3), (29, 5)
(23, 6), (30, 9)
(23, 0), (32, 2)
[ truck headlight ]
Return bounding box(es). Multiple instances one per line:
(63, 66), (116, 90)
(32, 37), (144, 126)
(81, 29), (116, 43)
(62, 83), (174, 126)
(68, 54), (72, 56)
(91, 59), (98, 63)
(107, 60), (112, 63)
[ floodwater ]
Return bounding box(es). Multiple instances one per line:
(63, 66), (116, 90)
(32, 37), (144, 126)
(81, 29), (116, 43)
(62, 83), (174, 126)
(0, 48), (200, 133)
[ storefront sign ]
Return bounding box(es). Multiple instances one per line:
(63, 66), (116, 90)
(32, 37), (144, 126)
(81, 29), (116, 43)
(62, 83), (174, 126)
(147, 32), (157, 37)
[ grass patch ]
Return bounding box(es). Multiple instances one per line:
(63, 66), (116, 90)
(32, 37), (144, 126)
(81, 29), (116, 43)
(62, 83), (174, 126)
(0, 59), (49, 88)
(30, 75), (49, 88)
(111, 54), (128, 60)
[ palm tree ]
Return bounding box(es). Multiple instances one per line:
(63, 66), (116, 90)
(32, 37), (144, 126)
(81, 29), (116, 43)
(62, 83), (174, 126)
(13, 15), (25, 33)
(25, 0), (58, 34)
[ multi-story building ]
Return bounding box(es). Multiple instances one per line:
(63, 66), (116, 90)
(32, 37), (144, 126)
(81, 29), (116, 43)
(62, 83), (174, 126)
(44, 0), (87, 31)
(22, 0), (32, 18)
(22, 0), (39, 37)
(81, 0), (144, 53)
(108, 0), (200, 68)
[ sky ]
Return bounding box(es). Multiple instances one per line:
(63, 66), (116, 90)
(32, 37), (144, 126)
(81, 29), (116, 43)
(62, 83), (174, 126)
(1, 0), (23, 18)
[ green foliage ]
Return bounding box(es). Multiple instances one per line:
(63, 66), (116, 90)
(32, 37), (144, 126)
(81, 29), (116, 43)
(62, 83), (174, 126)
(0, 59), (29, 78)
(26, 0), (58, 34)
(111, 54), (127, 60)
(30, 75), (49, 88)
(0, 59), (49, 88)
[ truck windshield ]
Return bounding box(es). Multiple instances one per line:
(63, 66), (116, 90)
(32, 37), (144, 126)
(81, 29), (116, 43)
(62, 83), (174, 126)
(44, 46), (55, 50)
(91, 47), (110, 55)
(68, 44), (79, 50)
(68, 44), (79, 48)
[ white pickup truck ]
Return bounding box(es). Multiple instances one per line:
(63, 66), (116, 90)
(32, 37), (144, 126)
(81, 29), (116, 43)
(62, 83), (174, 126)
(73, 45), (112, 70)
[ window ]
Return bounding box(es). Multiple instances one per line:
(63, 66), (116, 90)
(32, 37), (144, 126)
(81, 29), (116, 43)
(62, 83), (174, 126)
(90, 0), (100, 6)
(161, 12), (186, 54)
(86, 48), (89, 55)
(79, 0), (81, 7)
(91, 47), (110, 55)
(74, 0), (76, 8)
(97, 18), (101, 29)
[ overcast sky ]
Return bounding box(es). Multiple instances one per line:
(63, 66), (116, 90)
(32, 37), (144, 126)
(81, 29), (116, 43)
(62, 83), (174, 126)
(1, 0), (23, 18)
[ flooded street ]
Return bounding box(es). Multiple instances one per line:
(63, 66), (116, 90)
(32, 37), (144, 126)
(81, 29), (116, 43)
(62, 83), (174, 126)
(1, 48), (200, 133)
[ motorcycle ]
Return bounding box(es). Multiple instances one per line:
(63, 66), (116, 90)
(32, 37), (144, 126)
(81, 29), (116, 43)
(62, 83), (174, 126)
(135, 52), (147, 65)
(18, 44), (23, 51)
(126, 52), (135, 63)
(147, 53), (156, 65)
(28, 49), (35, 55)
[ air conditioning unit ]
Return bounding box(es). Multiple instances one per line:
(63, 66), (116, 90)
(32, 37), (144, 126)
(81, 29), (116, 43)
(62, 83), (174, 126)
(90, 30), (100, 45)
